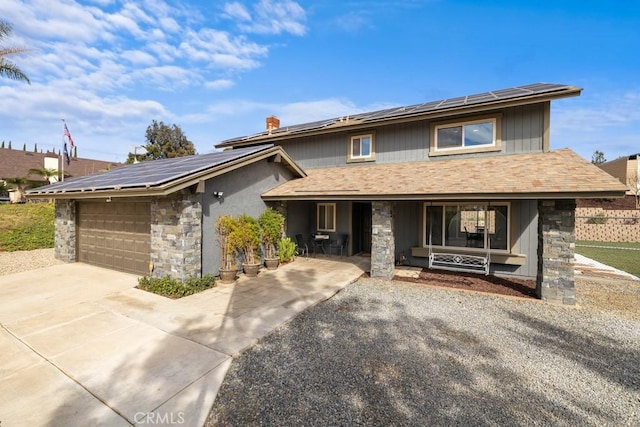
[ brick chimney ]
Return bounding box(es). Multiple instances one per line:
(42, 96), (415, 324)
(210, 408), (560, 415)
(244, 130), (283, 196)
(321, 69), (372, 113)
(266, 115), (280, 133)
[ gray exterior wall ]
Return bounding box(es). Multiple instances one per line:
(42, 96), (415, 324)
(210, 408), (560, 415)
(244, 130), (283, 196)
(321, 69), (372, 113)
(201, 159), (296, 276)
(394, 199), (539, 279)
(277, 103), (547, 169)
(285, 200), (352, 255)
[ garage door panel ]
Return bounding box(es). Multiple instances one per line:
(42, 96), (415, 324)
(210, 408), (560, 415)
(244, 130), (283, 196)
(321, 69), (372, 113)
(77, 201), (151, 275)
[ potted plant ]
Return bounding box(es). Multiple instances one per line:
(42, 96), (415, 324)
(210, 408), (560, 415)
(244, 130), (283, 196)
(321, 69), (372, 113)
(258, 207), (284, 270)
(236, 214), (262, 277)
(215, 214), (240, 283)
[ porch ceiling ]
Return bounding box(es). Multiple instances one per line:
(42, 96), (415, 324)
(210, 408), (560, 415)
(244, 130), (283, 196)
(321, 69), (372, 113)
(262, 149), (629, 201)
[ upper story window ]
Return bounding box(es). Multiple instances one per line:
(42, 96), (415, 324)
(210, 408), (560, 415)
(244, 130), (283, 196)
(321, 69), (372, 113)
(430, 115), (502, 156)
(317, 203), (336, 232)
(348, 133), (375, 163)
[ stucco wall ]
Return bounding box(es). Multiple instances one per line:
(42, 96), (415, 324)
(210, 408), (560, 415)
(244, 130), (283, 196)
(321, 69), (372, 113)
(201, 159), (296, 276)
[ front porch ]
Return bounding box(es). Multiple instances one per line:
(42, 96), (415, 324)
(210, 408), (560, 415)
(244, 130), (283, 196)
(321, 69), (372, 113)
(281, 198), (578, 305)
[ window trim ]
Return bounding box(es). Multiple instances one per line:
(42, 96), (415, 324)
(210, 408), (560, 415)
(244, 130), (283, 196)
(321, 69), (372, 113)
(347, 132), (376, 163)
(429, 114), (502, 156)
(317, 202), (336, 232)
(422, 202), (511, 253)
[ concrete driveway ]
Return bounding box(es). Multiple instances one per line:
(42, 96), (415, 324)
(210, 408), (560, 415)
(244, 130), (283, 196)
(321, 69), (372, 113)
(0, 257), (367, 426)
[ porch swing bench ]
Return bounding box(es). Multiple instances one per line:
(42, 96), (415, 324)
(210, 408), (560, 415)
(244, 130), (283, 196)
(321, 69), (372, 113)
(426, 203), (491, 276)
(428, 252), (490, 275)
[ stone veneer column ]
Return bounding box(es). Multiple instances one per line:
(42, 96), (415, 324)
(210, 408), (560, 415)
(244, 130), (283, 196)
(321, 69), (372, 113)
(537, 199), (576, 305)
(54, 199), (76, 262)
(150, 190), (202, 280)
(371, 201), (395, 279)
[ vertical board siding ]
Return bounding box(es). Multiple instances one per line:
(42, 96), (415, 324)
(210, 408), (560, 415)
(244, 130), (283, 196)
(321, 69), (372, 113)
(280, 104), (546, 169)
(391, 199), (538, 279)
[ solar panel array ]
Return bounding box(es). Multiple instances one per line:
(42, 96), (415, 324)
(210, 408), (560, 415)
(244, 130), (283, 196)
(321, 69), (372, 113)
(28, 144), (274, 194)
(218, 83), (575, 146)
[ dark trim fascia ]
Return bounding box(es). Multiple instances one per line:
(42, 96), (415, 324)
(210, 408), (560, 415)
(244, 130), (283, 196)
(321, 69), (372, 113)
(262, 190), (626, 202)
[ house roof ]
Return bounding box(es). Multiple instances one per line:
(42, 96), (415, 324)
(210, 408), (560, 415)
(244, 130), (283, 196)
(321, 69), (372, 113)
(26, 145), (304, 199)
(216, 83), (581, 148)
(261, 149), (628, 201)
(0, 148), (120, 181)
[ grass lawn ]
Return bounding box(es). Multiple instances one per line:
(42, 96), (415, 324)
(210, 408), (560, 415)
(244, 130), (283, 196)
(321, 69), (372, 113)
(576, 240), (640, 277)
(0, 203), (55, 251)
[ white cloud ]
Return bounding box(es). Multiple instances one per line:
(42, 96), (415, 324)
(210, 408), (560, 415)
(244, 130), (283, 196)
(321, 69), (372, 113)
(122, 49), (158, 67)
(223, 2), (252, 21)
(205, 79), (236, 90)
(551, 90), (640, 160)
(224, 0), (307, 35)
(0, 0), (311, 161)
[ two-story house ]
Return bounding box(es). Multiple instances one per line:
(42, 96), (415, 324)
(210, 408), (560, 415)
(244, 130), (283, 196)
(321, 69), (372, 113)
(29, 83), (627, 305)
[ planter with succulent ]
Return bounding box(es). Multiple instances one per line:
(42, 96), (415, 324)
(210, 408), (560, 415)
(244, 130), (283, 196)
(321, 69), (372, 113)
(215, 214), (241, 283)
(236, 214), (262, 277)
(258, 207), (285, 270)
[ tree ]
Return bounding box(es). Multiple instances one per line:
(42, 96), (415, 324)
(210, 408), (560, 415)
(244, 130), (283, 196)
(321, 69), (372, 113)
(0, 20), (30, 84)
(127, 120), (196, 164)
(591, 150), (606, 165)
(4, 176), (28, 203)
(28, 167), (64, 184)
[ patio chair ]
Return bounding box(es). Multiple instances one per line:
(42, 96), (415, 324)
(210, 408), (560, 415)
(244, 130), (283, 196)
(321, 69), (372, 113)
(329, 234), (349, 256)
(295, 234), (309, 258)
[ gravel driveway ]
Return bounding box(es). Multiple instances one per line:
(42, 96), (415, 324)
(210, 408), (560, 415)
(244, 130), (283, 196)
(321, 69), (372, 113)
(208, 278), (640, 426)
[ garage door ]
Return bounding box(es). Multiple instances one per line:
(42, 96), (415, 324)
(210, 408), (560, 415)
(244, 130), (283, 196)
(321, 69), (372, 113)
(77, 201), (151, 275)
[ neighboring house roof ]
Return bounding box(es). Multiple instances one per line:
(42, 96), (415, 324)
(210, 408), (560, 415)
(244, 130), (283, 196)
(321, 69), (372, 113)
(216, 83), (581, 148)
(262, 149), (627, 201)
(598, 153), (639, 195)
(26, 145), (304, 199)
(0, 148), (119, 181)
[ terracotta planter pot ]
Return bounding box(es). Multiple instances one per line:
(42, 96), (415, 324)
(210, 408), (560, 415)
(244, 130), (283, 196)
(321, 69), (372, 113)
(243, 263), (261, 277)
(219, 268), (237, 284)
(264, 258), (280, 270)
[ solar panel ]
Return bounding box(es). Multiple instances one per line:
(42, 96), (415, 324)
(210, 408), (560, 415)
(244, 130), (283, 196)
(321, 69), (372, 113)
(216, 83), (577, 146)
(28, 144), (275, 194)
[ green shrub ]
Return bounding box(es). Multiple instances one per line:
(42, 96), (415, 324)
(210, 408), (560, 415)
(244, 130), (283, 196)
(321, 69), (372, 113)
(277, 236), (297, 262)
(587, 211), (608, 224)
(0, 202), (55, 251)
(137, 274), (216, 299)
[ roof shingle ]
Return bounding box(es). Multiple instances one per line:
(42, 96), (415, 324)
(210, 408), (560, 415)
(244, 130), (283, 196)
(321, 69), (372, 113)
(262, 149), (628, 200)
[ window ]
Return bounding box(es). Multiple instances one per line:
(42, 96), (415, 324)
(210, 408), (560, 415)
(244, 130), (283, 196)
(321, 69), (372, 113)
(424, 203), (509, 251)
(430, 115), (502, 156)
(348, 133), (375, 162)
(317, 203), (336, 232)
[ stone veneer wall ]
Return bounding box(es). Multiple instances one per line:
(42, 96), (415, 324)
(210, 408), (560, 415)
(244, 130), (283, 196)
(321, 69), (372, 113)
(150, 189), (202, 280)
(537, 200), (576, 305)
(371, 201), (395, 278)
(54, 199), (76, 262)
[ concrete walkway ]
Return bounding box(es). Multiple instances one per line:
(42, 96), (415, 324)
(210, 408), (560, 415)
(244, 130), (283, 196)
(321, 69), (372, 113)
(0, 256), (368, 426)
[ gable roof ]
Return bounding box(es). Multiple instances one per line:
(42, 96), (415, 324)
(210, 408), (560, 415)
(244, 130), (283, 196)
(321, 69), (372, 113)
(262, 149), (627, 201)
(216, 83), (581, 149)
(0, 148), (120, 181)
(26, 145), (304, 199)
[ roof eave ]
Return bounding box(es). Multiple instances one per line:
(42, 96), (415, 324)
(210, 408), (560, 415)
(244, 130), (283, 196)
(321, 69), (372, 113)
(262, 189), (626, 202)
(217, 87), (582, 149)
(26, 146), (306, 200)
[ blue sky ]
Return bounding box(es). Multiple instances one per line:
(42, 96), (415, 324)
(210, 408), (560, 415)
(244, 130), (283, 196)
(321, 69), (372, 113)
(1, 0), (638, 163)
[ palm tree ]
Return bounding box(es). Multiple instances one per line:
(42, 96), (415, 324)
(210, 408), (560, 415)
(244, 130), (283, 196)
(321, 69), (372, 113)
(28, 167), (62, 184)
(0, 20), (30, 84)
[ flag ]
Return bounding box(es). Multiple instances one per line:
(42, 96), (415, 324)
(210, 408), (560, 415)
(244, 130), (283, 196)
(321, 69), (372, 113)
(63, 143), (70, 166)
(64, 123), (75, 147)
